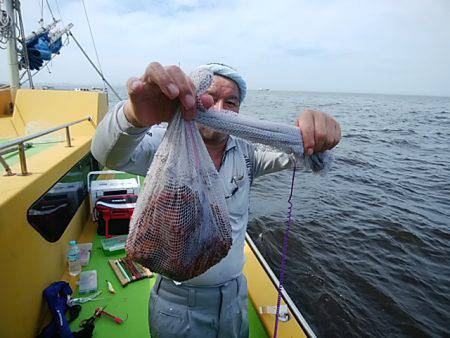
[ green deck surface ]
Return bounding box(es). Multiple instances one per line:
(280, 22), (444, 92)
(0, 140), (57, 166)
(69, 234), (269, 337)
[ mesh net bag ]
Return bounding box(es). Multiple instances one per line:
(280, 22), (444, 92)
(191, 68), (332, 172)
(195, 109), (332, 172)
(126, 68), (332, 282)
(126, 109), (232, 281)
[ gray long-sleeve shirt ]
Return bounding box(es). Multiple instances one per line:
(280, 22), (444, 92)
(91, 101), (297, 285)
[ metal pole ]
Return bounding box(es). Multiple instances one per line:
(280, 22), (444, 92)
(5, 0), (20, 100)
(20, 53), (57, 86)
(0, 156), (14, 176)
(15, 0), (34, 89)
(0, 142), (32, 156)
(49, 23), (73, 44)
(0, 116), (91, 151)
(18, 142), (28, 175)
(65, 126), (72, 147)
(24, 22), (57, 43)
(68, 31), (122, 101)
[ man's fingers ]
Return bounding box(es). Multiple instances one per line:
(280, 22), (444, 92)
(127, 77), (144, 98)
(144, 62), (179, 99)
(313, 111), (327, 153)
(332, 122), (342, 148)
(199, 93), (214, 110)
(166, 65), (196, 120)
(297, 110), (315, 156)
(323, 115), (341, 150)
(297, 109), (341, 154)
(183, 77), (197, 120)
(322, 115), (336, 150)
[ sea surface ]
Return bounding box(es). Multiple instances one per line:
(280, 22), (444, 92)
(108, 88), (450, 337)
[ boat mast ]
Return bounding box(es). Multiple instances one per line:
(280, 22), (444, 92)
(4, 0), (20, 99)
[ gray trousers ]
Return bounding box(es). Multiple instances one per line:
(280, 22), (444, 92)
(149, 274), (249, 338)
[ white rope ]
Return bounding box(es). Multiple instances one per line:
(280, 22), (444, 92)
(0, 7), (12, 48)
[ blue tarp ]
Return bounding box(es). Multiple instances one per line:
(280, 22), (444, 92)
(22, 32), (63, 71)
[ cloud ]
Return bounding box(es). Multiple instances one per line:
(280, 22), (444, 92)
(1, 0), (449, 96)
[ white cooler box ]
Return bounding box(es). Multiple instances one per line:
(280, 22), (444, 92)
(87, 170), (140, 220)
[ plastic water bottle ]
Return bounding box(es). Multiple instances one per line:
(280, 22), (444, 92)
(68, 240), (82, 276)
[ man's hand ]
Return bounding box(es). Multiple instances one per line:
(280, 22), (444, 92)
(296, 109), (341, 155)
(124, 62), (214, 127)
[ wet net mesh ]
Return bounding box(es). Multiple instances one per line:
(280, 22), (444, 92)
(126, 110), (232, 281)
(126, 69), (332, 282)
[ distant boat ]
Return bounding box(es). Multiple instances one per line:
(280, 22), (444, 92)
(258, 88), (270, 91)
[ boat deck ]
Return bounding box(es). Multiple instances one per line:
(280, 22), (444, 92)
(68, 220), (269, 337)
(0, 139), (57, 166)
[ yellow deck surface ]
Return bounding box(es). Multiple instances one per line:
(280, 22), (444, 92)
(0, 88), (108, 338)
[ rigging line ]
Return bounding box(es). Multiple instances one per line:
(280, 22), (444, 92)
(274, 165), (297, 338)
(69, 31), (122, 100)
(53, 0), (64, 26)
(80, 0), (104, 85)
(19, 50), (60, 86)
(40, 0), (44, 23)
(45, 0), (56, 22)
(19, 69), (26, 80)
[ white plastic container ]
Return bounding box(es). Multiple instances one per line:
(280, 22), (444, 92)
(78, 270), (98, 294)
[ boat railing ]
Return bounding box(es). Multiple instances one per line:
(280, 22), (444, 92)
(245, 233), (317, 338)
(0, 116), (93, 176)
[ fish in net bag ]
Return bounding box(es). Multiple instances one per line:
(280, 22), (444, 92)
(126, 68), (333, 282)
(126, 108), (232, 281)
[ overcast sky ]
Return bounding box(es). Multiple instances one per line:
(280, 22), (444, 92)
(1, 0), (449, 96)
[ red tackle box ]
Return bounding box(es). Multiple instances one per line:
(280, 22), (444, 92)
(94, 194), (138, 238)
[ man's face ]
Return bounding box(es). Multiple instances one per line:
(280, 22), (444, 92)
(197, 75), (240, 145)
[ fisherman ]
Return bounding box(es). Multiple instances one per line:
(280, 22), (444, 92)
(91, 62), (341, 337)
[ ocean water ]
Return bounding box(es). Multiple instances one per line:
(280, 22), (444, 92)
(110, 88), (450, 337)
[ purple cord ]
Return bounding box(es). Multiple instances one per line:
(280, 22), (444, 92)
(273, 165), (297, 338)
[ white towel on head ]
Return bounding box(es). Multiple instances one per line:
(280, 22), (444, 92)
(194, 63), (247, 103)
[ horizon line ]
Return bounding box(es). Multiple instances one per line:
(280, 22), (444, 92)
(1, 82), (449, 99)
